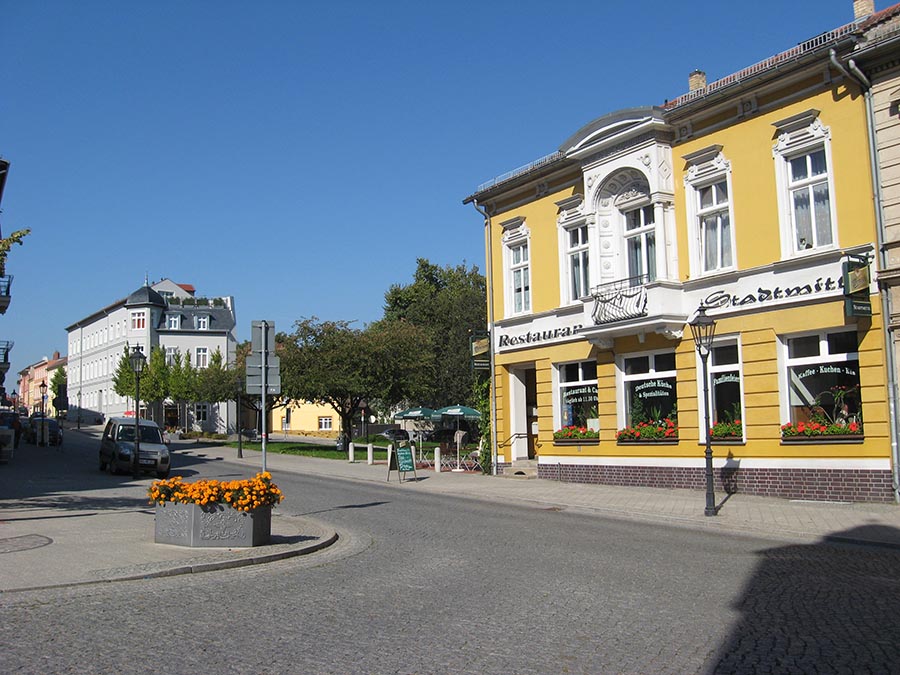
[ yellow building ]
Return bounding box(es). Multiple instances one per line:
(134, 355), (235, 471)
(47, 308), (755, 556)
(465, 2), (895, 502)
(267, 400), (340, 439)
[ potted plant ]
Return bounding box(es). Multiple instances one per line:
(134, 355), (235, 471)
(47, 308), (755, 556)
(616, 417), (679, 442)
(149, 472), (284, 547)
(709, 419), (743, 440)
(780, 420), (862, 439)
(553, 425), (600, 443)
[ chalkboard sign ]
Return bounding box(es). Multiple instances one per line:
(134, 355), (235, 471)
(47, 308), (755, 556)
(387, 444), (417, 482)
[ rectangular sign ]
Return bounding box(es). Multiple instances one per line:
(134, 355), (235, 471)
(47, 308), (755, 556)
(251, 320), (276, 353)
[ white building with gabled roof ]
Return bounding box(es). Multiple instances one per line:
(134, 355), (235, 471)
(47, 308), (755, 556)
(65, 279), (237, 432)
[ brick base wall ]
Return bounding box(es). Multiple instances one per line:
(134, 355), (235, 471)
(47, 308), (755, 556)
(534, 463), (896, 503)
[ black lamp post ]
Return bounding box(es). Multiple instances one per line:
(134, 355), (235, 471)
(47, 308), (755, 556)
(129, 346), (147, 480)
(38, 381), (47, 446)
(689, 305), (718, 517)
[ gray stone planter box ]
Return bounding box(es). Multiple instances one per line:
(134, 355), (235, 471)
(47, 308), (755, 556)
(154, 502), (271, 547)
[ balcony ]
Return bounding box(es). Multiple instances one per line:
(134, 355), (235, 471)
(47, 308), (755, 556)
(0, 341), (12, 375)
(0, 276), (12, 314)
(580, 275), (689, 347)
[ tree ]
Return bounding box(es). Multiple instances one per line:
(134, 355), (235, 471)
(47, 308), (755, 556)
(112, 345), (135, 400)
(281, 317), (430, 445)
(50, 367), (67, 402)
(196, 348), (234, 406)
(383, 258), (486, 407)
(141, 347), (169, 421)
(168, 350), (195, 429)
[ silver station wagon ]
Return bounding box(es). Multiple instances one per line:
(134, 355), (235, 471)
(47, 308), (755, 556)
(99, 417), (171, 479)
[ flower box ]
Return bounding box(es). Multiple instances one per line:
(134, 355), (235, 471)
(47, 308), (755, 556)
(155, 502), (272, 547)
(616, 438), (679, 445)
(781, 434), (864, 444)
(149, 472), (283, 548)
(553, 438), (600, 446)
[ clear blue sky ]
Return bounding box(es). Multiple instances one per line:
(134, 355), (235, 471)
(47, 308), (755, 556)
(1, 0), (863, 383)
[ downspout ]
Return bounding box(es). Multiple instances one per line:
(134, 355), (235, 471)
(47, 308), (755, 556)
(832, 49), (900, 502)
(472, 198), (499, 476)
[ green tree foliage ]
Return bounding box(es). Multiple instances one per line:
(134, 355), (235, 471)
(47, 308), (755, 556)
(50, 367), (67, 402)
(281, 317), (430, 443)
(382, 258), (486, 407)
(196, 348), (234, 405)
(112, 346), (135, 399)
(167, 350), (195, 429)
(141, 347), (169, 405)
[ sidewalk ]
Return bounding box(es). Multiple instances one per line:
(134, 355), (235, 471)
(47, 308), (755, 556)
(2, 430), (900, 593)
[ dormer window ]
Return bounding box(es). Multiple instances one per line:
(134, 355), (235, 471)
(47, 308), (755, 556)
(166, 314), (180, 330)
(197, 315), (209, 330)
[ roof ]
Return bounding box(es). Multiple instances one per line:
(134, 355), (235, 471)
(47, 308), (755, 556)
(125, 284), (166, 308)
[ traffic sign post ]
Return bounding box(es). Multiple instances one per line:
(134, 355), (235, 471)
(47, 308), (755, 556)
(247, 321), (280, 472)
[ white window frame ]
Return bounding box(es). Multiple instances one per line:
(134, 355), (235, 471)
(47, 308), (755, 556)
(501, 217), (531, 317)
(197, 315), (209, 330)
(194, 403), (208, 423)
(195, 347), (208, 369)
(772, 110), (838, 259)
(623, 204), (656, 283)
(130, 311), (146, 330)
(554, 360), (599, 431)
(697, 336), (745, 442)
(318, 416), (333, 431)
(166, 314), (180, 330)
(616, 349), (678, 429)
(779, 328), (861, 428)
(564, 224), (590, 303)
(683, 145), (736, 276)
(165, 346), (178, 366)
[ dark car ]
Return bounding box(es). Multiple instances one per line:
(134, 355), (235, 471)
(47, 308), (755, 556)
(379, 428), (409, 443)
(24, 417), (61, 445)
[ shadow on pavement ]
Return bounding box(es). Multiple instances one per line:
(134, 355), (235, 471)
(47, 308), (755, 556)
(705, 524), (900, 673)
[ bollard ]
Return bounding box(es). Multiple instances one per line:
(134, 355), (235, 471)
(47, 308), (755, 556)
(348, 441), (355, 463)
(367, 442), (374, 465)
(434, 445), (441, 472)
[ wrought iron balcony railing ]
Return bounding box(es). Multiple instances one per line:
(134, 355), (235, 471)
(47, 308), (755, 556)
(590, 274), (650, 325)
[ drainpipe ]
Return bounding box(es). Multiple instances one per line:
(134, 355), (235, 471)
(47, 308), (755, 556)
(472, 199), (499, 476)
(832, 48), (900, 502)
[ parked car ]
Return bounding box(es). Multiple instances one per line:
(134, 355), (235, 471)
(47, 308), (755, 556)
(23, 416), (51, 445)
(379, 428), (409, 443)
(99, 417), (171, 478)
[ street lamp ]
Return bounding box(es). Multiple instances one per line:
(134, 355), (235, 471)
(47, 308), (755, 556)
(129, 346), (147, 480)
(689, 305), (718, 517)
(39, 381), (47, 446)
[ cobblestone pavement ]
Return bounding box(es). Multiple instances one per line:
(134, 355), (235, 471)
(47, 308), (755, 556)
(3, 467), (900, 674)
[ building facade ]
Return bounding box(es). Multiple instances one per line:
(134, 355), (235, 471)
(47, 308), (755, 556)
(17, 351), (66, 417)
(466, 1), (897, 502)
(66, 279), (238, 432)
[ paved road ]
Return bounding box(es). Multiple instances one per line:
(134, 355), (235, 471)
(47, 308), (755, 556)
(3, 450), (900, 674)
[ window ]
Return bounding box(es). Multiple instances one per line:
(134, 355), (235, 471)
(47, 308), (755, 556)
(701, 340), (744, 440)
(624, 205), (656, 282)
(787, 149), (832, 251)
(165, 346), (178, 366)
(510, 242), (530, 314)
(557, 361), (598, 429)
(784, 330), (861, 429)
(772, 111), (836, 257)
(684, 146), (735, 275)
(318, 417), (333, 431)
(502, 217), (531, 316)
(195, 403), (208, 423)
(166, 314), (180, 330)
(621, 351), (677, 427)
(195, 347), (208, 369)
(698, 181), (732, 272)
(197, 315), (209, 330)
(566, 225), (590, 301)
(131, 311), (146, 330)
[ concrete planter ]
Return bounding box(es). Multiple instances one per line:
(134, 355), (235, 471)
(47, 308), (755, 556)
(154, 502), (272, 547)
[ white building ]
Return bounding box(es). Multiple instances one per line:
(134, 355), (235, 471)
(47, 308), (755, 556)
(66, 279), (238, 432)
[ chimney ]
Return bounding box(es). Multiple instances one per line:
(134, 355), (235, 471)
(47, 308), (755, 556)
(854, 0), (875, 19)
(689, 70), (707, 92)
